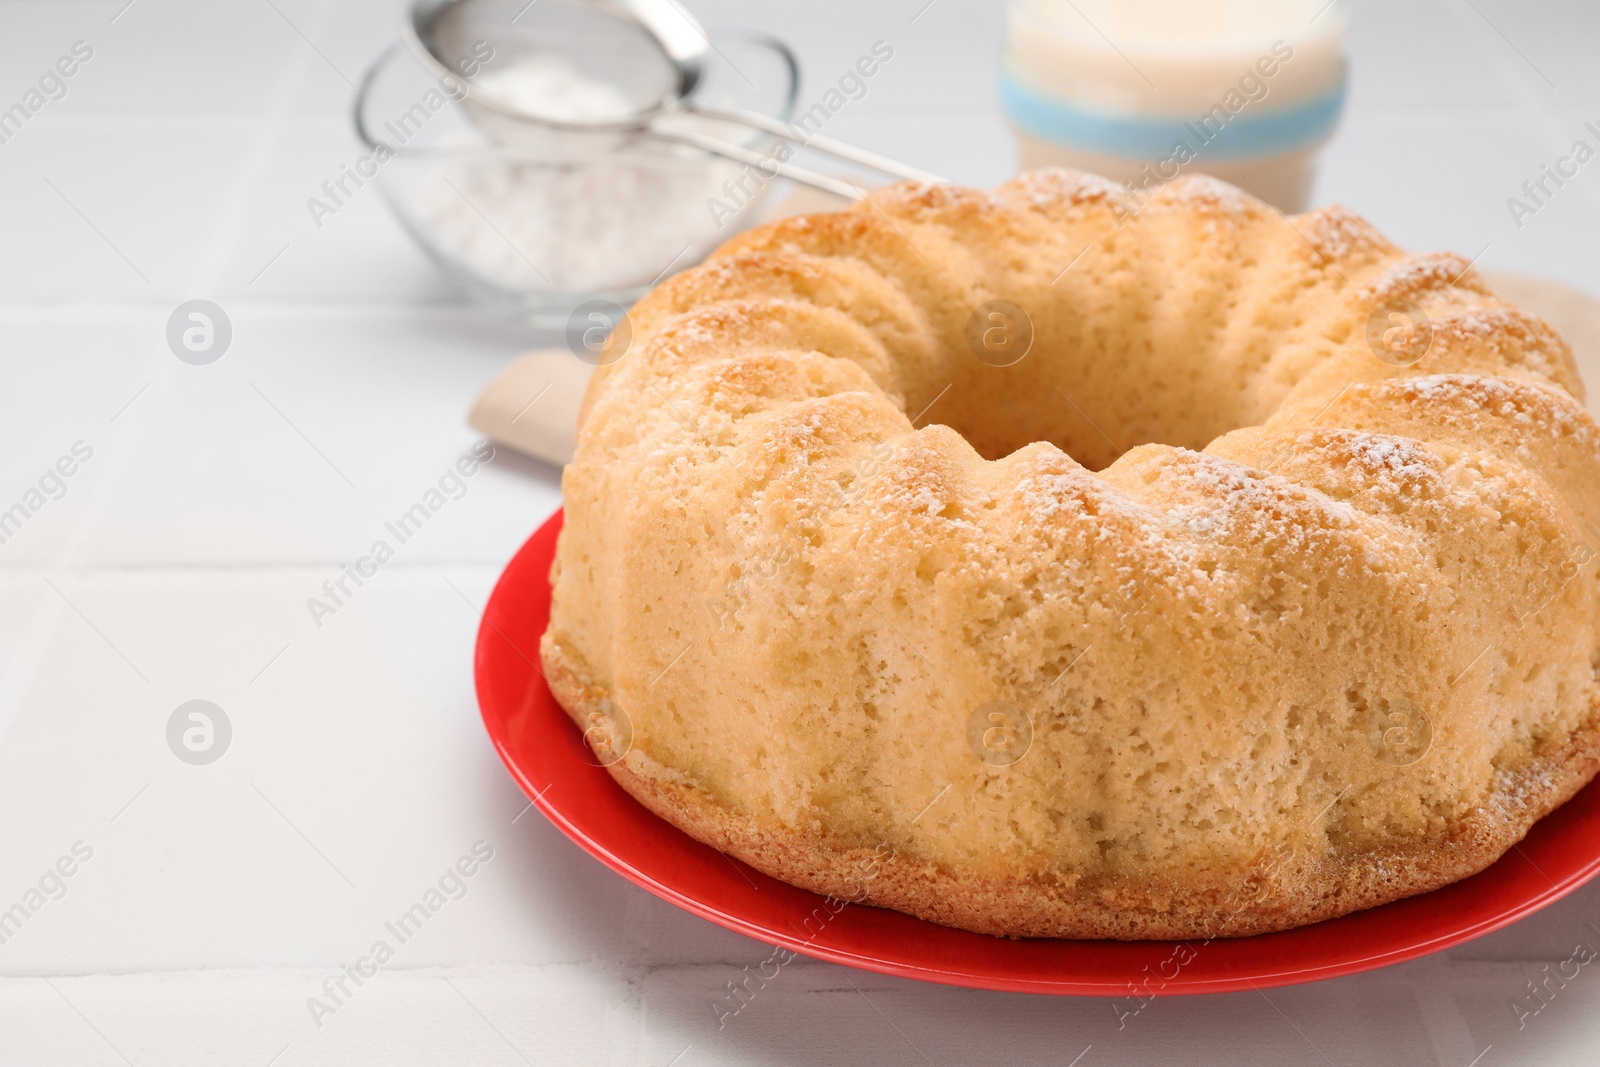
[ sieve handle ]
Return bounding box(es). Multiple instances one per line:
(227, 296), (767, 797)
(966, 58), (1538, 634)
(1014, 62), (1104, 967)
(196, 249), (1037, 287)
(643, 123), (867, 201)
(686, 101), (946, 186)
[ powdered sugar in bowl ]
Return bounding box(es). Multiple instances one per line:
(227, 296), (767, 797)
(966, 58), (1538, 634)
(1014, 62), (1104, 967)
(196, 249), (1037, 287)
(353, 31), (797, 327)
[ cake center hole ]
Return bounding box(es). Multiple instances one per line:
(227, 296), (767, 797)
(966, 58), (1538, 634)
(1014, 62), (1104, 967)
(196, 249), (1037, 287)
(926, 299), (1265, 469)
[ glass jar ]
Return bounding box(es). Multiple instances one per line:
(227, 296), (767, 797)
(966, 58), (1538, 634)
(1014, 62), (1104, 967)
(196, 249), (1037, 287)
(1001, 0), (1349, 212)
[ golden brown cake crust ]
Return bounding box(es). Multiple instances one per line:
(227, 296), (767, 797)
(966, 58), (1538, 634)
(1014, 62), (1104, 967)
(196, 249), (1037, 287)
(541, 170), (1600, 940)
(545, 642), (1600, 939)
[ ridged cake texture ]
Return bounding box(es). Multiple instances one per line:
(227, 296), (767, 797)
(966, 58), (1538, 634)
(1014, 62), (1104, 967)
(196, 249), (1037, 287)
(540, 170), (1600, 938)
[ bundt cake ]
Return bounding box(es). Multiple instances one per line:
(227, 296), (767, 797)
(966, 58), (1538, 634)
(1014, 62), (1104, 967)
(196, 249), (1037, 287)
(540, 170), (1600, 939)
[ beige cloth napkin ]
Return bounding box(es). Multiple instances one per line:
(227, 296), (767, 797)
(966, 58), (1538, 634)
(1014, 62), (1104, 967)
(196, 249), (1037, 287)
(468, 260), (1600, 468)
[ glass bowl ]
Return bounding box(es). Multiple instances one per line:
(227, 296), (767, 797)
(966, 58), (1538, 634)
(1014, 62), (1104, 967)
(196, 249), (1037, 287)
(353, 30), (798, 328)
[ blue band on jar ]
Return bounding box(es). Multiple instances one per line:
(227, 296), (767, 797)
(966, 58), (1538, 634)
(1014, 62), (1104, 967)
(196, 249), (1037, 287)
(1000, 68), (1347, 161)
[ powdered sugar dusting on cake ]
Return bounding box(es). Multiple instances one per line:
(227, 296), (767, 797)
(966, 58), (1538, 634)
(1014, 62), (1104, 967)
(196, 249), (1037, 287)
(1117, 451), (1388, 598)
(1328, 432), (1443, 499)
(998, 168), (1130, 213)
(1355, 252), (1487, 307)
(1403, 373), (1538, 404)
(1429, 306), (1568, 355)
(868, 180), (1000, 218)
(1389, 374), (1593, 439)
(1151, 174), (1260, 219)
(1295, 205), (1395, 268)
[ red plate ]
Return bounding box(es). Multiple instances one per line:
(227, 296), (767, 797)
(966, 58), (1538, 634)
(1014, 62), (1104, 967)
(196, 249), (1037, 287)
(476, 511), (1600, 995)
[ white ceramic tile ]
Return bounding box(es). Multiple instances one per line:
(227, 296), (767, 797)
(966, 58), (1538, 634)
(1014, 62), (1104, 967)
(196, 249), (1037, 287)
(2, 0), (1600, 1062)
(0, 311), (154, 487)
(0, 124), (259, 302)
(1458, 0), (1600, 105)
(0, 1), (355, 121)
(809, 112), (1016, 189)
(57, 304), (559, 568)
(1343, 0), (1526, 111)
(207, 125), (469, 305)
(0, 567), (781, 974)
(10, 956), (1600, 1067)
(280, 0), (414, 121)
(695, 0), (1007, 115)
(1316, 114), (1600, 294)
(0, 300), (561, 570)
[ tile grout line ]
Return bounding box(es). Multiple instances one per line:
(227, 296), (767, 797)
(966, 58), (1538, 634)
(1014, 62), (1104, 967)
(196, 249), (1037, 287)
(0, 1), (328, 752)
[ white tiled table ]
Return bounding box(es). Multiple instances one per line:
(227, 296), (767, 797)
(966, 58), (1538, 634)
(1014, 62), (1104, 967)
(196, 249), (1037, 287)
(2, 1), (1599, 1063)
